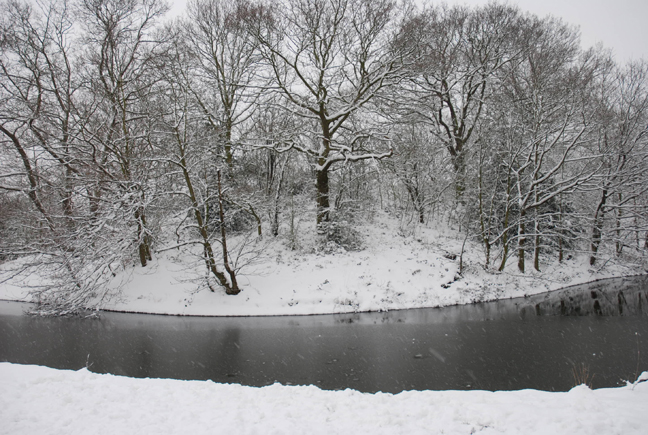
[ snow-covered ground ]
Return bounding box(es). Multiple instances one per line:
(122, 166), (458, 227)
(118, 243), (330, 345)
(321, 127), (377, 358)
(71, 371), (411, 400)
(1, 363), (646, 435)
(1, 212), (642, 316)
(2, 213), (647, 434)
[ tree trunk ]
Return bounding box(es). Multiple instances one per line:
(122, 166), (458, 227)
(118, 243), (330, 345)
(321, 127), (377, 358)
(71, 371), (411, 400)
(518, 208), (526, 273)
(532, 151), (540, 271)
(403, 179), (425, 224)
(590, 188), (608, 265)
(271, 156), (288, 237)
(0, 126), (55, 231)
(534, 231), (541, 271)
(316, 168), (330, 225)
(62, 166), (74, 228)
(615, 192), (623, 255)
(558, 196), (564, 262)
(498, 176), (513, 272)
(178, 149), (237, 294)
(533, 203), (540, 272)
(451, 148), (466, 199)
(224, 117), (234, 168)
(134, 204), (152, 267)
(217, 170), (240, 294)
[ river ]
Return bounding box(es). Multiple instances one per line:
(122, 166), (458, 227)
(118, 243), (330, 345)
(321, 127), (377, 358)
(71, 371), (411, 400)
(1, 276), (646, 393)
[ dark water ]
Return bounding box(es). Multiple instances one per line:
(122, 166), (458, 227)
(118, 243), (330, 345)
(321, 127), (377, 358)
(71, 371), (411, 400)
(1, 276), (647, 393)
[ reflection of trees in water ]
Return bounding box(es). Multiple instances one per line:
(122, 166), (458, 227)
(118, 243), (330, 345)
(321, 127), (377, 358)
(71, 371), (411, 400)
(130, 327), (245, 381)
(517, 277), (648, 317)
(205, 327), (243, 380)
(85, 328), (159, 378)
(130, 333), (155, 378)
(0, 315), (92, 370)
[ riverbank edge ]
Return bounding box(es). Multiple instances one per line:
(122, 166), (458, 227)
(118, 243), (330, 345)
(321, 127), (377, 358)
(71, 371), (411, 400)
(1, 273), (645, 318)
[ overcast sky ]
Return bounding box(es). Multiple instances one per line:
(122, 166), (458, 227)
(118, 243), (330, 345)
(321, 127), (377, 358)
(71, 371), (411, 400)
(444, 0), (647, 63)
(169, 0), (647, 63)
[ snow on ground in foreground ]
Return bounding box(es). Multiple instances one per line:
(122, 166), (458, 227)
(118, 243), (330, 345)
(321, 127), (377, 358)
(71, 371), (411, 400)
(0, 212), (644, 316)
(1, 363), (647, 435)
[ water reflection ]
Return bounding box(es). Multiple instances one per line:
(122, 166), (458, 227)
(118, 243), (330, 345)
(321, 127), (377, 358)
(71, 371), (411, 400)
(518, 276), (648, 317)
(0, 276), (647, 393)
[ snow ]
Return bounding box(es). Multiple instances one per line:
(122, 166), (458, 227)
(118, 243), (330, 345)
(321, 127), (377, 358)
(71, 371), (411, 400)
(1, 211), (639, 317)
(0, 363), (646, 435)
(1, 214), (647, 433)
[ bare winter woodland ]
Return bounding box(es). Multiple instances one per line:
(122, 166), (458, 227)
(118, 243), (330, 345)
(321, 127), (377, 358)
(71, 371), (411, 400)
(1, 0), (647, 314)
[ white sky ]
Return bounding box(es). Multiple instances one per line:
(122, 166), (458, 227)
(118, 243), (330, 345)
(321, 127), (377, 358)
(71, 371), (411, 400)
(444, 0), (648, 63)
(168, 0), (647, 63)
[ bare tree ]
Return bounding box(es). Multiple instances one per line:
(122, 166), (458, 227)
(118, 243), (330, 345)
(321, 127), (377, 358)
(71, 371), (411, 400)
(155, 39), (241, 294)
(0, 0), (66, 232)
(399, 3), (521, 198)
(589, 60), (648, 265)
(383, 124), (444, 224)
(78, 0), (169, 267)
(249, 0), (405, 225)
(0, 0), (135, 314)
(183, 0), (263, 167)
(492, 17), (604, 272)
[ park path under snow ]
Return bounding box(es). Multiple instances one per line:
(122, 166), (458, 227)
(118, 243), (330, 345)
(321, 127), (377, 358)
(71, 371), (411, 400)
(1, 363), (647, 435)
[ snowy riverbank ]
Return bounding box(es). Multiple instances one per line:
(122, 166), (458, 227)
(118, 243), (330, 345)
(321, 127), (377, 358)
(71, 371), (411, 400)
(1, 363), (647, 435)
(1, 213), (643, 316)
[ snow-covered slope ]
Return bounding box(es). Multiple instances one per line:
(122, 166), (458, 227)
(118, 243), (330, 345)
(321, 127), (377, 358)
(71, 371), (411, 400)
(1, 212), (643, 316)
